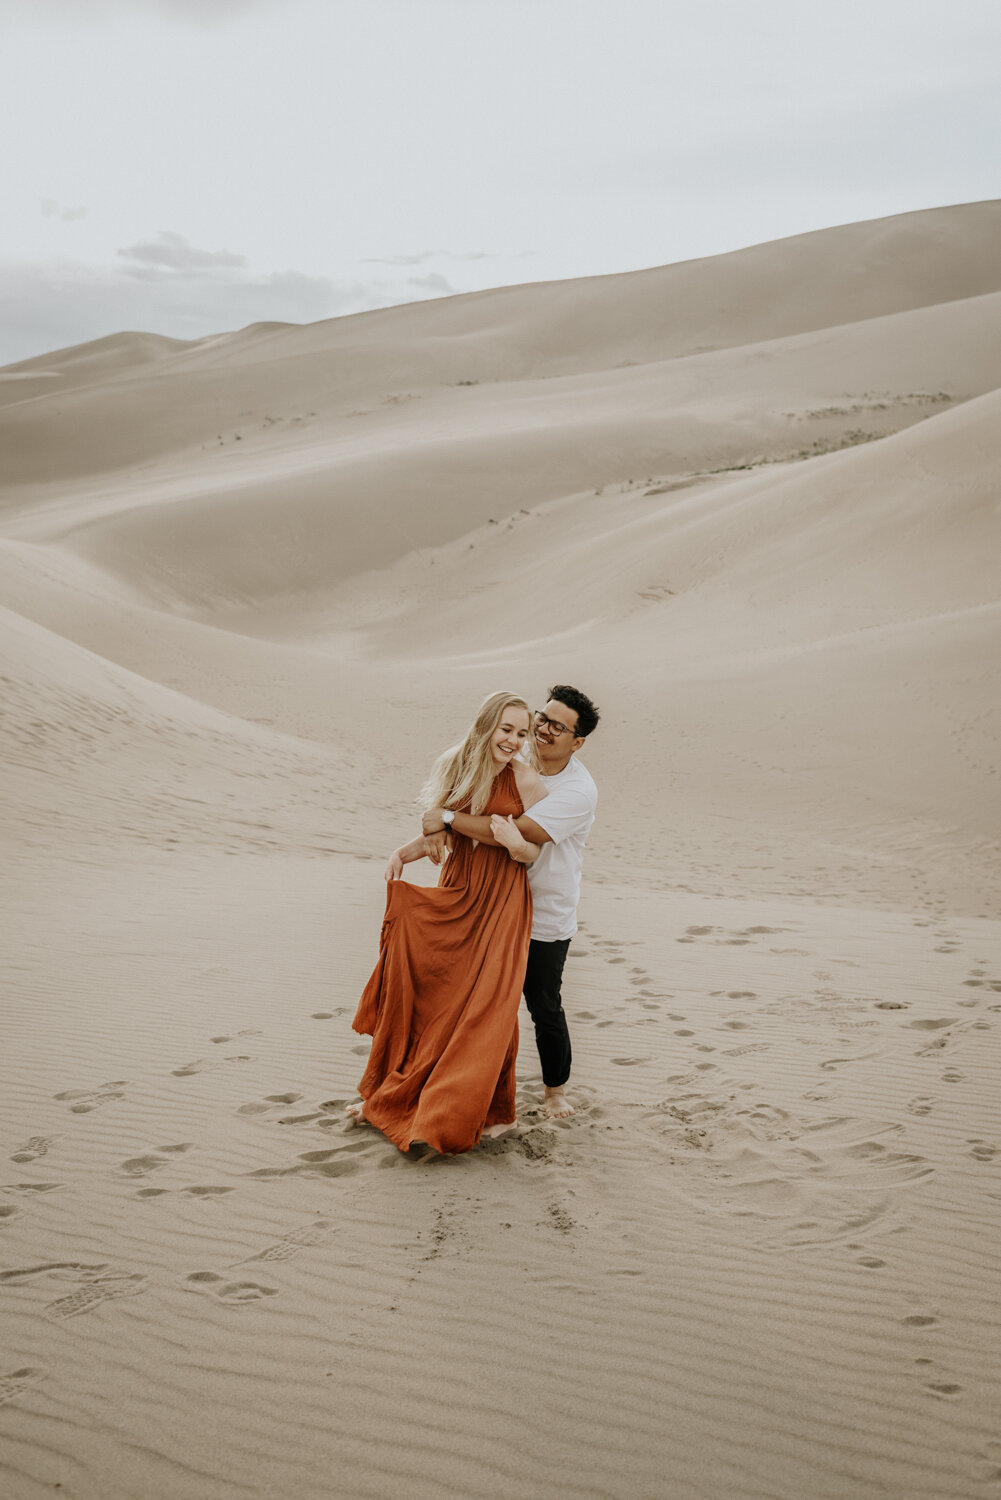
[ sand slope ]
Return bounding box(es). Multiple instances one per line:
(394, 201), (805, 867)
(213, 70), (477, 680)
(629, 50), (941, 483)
(2, 203), (1000, 1500)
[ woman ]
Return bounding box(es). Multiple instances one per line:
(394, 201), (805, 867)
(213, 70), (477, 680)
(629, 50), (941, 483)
(349, 692), (547, 1154)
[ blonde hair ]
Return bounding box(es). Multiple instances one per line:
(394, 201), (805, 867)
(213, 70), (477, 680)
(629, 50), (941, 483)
(420, 691), (538, 815)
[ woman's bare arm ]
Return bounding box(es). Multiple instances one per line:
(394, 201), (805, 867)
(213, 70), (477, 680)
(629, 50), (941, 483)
(512, 760), (547, 812)
(385, 834), (432, 881)
(490, 814), (542, 864)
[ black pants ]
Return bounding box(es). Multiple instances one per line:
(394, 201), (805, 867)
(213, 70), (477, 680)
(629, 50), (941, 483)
(522, 937), (572, 1088)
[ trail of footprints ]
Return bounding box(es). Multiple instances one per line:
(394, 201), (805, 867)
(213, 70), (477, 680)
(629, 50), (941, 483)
(3, 936), (994, 1402)
(568, 922), (1001, 1296)
(0, 1261), (150, 1321)
(183, 1219), (334, 1304)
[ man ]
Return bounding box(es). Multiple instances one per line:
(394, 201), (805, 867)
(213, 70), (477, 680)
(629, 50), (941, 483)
(422, 686), (600, 1120)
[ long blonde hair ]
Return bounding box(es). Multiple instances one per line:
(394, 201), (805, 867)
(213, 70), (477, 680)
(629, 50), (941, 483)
(420, 691), (538, 815)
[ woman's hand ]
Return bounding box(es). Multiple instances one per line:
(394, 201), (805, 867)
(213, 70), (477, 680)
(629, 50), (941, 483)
(424, 830), (450, 866)
(384, 849), (405, 881)
(490, 814), (540, 864)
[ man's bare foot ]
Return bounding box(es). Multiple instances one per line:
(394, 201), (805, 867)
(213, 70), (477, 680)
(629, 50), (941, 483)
(543, 1087), (575, 1120)
(483, 1120), (518, 1139)
(345, 1101), (366, 1125)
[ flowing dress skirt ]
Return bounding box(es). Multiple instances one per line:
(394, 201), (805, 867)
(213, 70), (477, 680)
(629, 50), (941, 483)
(352, 764), (531, 1154)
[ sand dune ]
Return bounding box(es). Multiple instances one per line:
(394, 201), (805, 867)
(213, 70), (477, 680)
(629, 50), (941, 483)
(2, 203), (1000, 1500)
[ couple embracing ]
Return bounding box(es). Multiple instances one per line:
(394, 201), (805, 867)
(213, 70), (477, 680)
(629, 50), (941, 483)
(348, 686), (600, 1155)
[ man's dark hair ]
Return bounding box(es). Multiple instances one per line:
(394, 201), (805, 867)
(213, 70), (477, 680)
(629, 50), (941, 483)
(548, 685), (600, 739)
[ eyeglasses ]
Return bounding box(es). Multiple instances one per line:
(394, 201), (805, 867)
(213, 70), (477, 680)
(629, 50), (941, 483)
(534, 710), (576, 738)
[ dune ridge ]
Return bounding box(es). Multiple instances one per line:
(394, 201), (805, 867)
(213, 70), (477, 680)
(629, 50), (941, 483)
(2, 202), (1000, 1500)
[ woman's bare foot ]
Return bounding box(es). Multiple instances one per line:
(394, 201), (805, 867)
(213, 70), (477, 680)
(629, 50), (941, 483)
(483, 1120), (518, 1139)
(543, 1087), (574, 1120)
(345, 1101), (366, 1125)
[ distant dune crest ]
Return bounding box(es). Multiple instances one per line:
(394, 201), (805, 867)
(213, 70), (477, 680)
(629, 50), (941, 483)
(0, 200), (998, 916)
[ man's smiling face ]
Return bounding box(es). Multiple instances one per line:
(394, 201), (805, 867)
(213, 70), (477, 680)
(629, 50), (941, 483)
(533, 699), (583, 766)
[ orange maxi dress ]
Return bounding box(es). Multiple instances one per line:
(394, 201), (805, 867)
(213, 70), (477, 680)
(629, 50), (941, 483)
(352, 763), (532, 1154)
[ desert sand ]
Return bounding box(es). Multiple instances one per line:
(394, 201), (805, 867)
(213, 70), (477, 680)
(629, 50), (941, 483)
(1, 201), (1000, 1499)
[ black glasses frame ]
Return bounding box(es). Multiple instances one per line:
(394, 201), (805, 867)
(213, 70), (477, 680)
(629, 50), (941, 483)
(534, 710), (575, 738)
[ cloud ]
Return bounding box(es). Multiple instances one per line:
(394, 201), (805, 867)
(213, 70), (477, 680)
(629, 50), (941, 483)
(406, 273), (458, 294)
(41, 198), (88, 222)
(0, 256), (462, 367)
(118, 230), (248, 276)
(362, 250), (496, 267)
(20, 0), (275, 22)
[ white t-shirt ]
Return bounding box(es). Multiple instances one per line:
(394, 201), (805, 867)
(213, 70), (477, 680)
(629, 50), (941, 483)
(525, 756), (597, 943)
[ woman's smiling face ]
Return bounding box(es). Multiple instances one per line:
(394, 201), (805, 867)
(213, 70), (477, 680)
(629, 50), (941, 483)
(489, 708), (532, 766)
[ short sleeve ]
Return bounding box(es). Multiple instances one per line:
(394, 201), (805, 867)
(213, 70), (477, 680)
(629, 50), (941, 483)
(526, 780), (596, 846)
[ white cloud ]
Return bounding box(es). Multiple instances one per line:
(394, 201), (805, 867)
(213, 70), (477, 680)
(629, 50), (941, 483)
(363, 250), (490, 267)
(118, 231), (248, 276)
(0, 255), (463, 366)
(406, 273), (457, 294)
(14, 0), (275, 22)
(362, 249), (528, 266)
(41, 198), (88, 222)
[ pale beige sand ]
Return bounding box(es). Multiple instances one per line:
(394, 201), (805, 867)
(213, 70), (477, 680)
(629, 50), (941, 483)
(1, 203), (1000, 1499)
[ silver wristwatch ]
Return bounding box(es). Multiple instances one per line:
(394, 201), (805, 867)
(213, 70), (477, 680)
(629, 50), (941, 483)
(441, 810), (455, 827)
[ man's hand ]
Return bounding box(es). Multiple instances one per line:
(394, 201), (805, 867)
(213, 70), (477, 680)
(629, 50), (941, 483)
(384, 849), (404, 881)
(424, 830), (449, 866)
(422, 807), (446, 835)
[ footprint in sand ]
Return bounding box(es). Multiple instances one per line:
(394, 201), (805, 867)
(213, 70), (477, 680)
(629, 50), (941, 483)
(183, 1272), (278, 1304)
(544, 1201), (576, 1236)
(967, 1141), (998, 1162)
(53, 1081), (128, 1114)
(722, 1042), (771, 1056)
(46, 1273), (149, 1320)
(1, 1186), (62, 1220)
(843, 1141), (932, 1181)
(246, 1142), (370, 1179)
(902, 1313), (938, 1327)
(941, 1069), (964, 1083)
(181, 1222), (333, 1298)
(310, 1013), (335, 1020)
(210, 1029), (262, 1044)
(0, 1368), (46, 1407)
(172, 1055), (255, 1077)
(907, 1096), (936, 1116)
(237, 1092), (305, 1117)
(117, 1144), (194, 1177)
(874, 1001), (908, 1011)
(239, 1220), (333, 1263)
(611, 1056), (649, 1066)
(136, 1185), (234, 1199)
(9, 1136), (58, 1164)
(0, 1261), (109, 1288)
(974, 1441), (1001, 1483)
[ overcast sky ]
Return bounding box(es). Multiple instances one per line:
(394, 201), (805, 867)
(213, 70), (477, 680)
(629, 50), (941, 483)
(1, 0), (999, 364)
